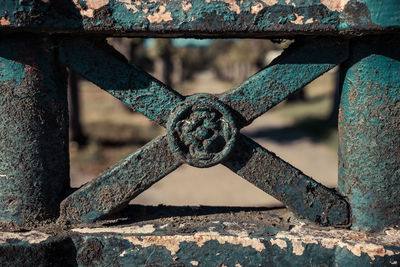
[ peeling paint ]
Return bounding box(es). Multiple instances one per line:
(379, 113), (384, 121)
(117, 0), (139, 13)
(182, 1), (192, 11)
(290, 13), (304, 24)
(222, 222), (253, 237)
(148, 4), (173, 23)
(0, 175), (6, 178)
(73, 224), (155, 234)
(213, 0), (241, 14)
(262, 0), (278, 6)
(386, 228), (400, 240)
(159, 223), (169, 229)
(72, 0), (109, 18)
(84, 0), (109, 9)
(0, 0), (397, 35)
(251, 3), (263, 14)
(124, 231), (266, 255)
(275, 225), (400, 260)
(290, 240), (305, 255)
(305, 18), (314, 24)
(270, 238), (287, 249)
(0, 231), (50, 244)
(320, 0), (350, 12)
(190, 260), (199, 266)
(0, 17), (11, 26)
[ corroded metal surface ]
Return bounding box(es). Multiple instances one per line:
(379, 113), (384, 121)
(224, 135), (350, 226)
(0, 0), (399, 37)
(0, 36), (69, 227)
(220, 38), (348, 127)
(167, 94), (238, 168)
(58, 38), (183, 126)
(60, 136), (181, 223)
(338, 37), (400, 232)
(59, 37), (350, 226)
(1, 206), (399, 266)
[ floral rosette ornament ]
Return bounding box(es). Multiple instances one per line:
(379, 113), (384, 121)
(167, 94), (238, 168)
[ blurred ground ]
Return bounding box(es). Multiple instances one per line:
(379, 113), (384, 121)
(70, 66), (338, 208)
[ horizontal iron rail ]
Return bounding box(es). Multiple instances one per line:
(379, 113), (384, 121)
(0, 0), (399, 37)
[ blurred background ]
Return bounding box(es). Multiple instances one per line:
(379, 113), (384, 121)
(68, 38), (341, 208)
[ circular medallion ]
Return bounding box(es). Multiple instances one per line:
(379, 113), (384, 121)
(167, 94), (238, 168)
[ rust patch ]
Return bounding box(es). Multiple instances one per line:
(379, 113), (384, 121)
(148, 4), (173, 23)
(320, 0), (350, 12)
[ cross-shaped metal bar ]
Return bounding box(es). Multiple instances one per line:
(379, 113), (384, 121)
(58, 38), (350, 227)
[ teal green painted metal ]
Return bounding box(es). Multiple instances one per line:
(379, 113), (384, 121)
(338, 37), (400, 232)
(0, 0), (399, 37)
(68, 235), (400, 266)
(167, 94), (238, 168)
(1, 205), (399, 266)
(58, 38), (183, 126)
(0, 2), (398, 267)
(220, 38), (348, 127)
(59, 37), (350, 226)
(1, 234), (396, 267)
(0, 36), (69, 227)
(60, 136), (181, 223)
(224, 135), (349, 226)
(357, 0), (400, 27)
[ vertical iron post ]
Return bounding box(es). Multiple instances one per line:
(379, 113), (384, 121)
(0, 36), (69, 227)
(338, 37), (400, 232)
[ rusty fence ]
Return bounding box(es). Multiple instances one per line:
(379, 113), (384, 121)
(0, 1), (399, 266)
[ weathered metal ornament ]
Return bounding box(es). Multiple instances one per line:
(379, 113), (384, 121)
(167, 94), (238, 168)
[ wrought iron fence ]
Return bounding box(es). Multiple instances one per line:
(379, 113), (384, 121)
(0, 0), (399, 265)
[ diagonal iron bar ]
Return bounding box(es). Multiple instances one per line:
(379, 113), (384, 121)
(58, 38), (184, 126)
(60, 135), (181, 223)
(223, 135), (350, 227)
(219, 38), (348, 127)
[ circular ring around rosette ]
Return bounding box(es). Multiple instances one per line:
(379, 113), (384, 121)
(167, 94), (238, 168)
